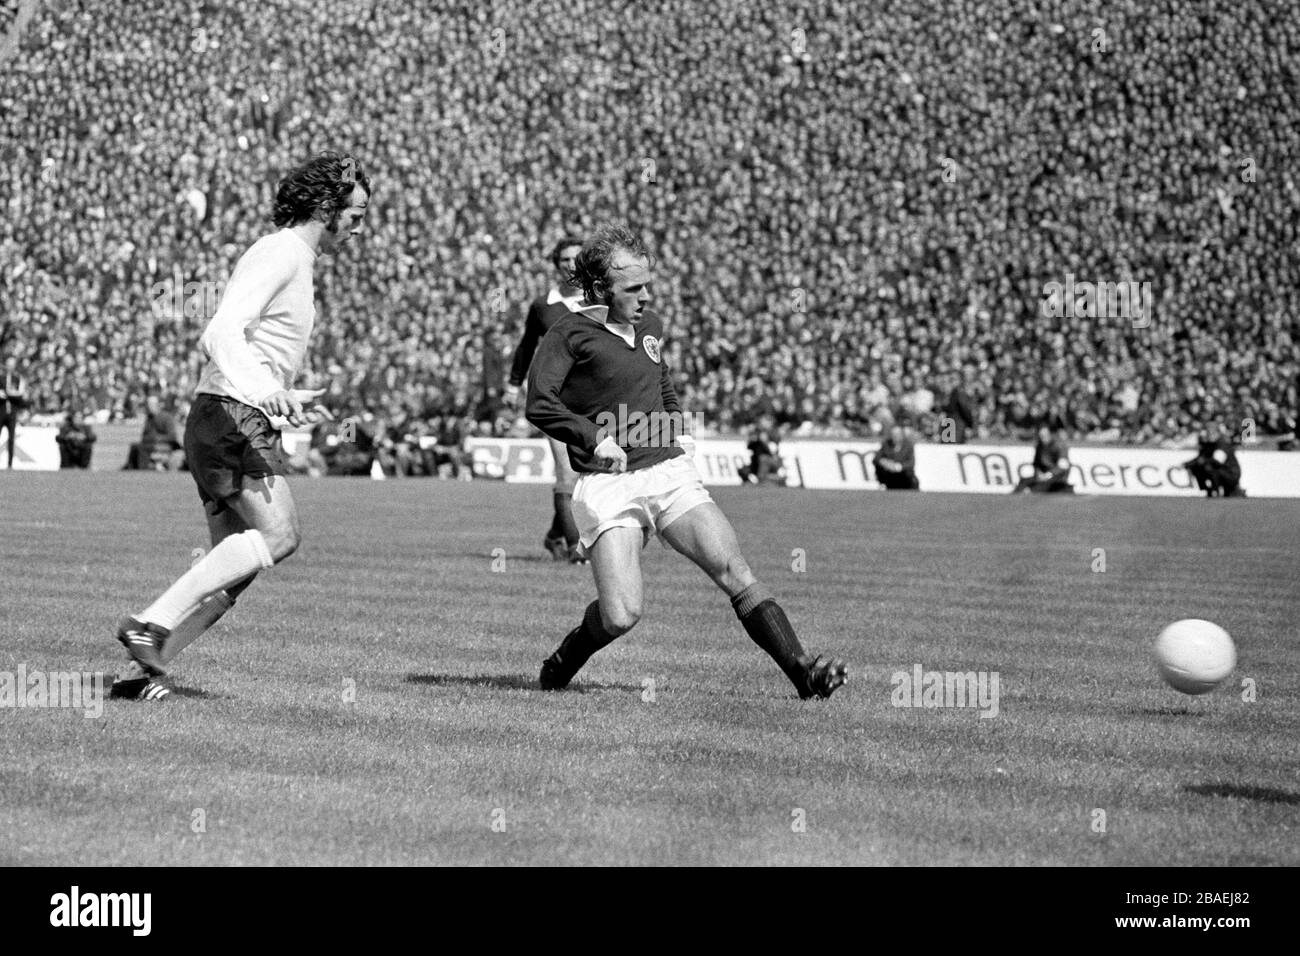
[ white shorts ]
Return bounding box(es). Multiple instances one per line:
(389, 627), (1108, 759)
(571, 454), (714, 550)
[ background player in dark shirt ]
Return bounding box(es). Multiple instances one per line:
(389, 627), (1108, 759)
(130, 394), (184, 470)
(526, 223), (847, 699)
(507, 236), (586, 562)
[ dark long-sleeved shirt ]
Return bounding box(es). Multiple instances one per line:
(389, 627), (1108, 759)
(876, 435), (916, 472)
(2, 370), (27, 416)
(943, 387), (975, 441)
(1185, 439), (1241, 480)
(57, 421), (96, 447)
(508, 288), (583, 387)
(1033, 438), (1070, 478)
(526, 305), (684, 474)
(140, 411), (181, 456)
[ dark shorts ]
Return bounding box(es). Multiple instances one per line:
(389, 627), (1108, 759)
(185, 393), (288, 513)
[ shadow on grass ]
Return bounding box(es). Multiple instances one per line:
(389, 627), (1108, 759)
(453, 551), (581, 565)
(1124, 707), (1207, 717)
(109, 684), (221, 701)
(405, 673), (640, 693)
(168, 685), (221, 699)
(1184, 783), (1300, 805)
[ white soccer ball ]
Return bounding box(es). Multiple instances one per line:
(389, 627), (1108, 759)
(1153, 619), (1236, 695)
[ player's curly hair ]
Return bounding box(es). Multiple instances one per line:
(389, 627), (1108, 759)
(550, 235), (584, 268)
(572, 222), (655, 302)
(271, 152), (371, 229)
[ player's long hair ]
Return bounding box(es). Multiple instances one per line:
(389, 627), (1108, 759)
(572, 223), (655, 302)
(271, 152), (371, 230)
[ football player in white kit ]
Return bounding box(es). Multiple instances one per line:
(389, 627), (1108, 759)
(112, 153), (370, 700)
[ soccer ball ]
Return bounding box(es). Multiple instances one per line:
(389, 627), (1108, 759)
(1153, 619), (1236, 695)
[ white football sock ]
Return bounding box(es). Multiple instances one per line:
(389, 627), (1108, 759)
(138, 530), (274, 630)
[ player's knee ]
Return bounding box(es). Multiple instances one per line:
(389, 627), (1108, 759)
(601, 600), (642, 636)
(265, 523), (300, 562)
(718, 554), (754, 592)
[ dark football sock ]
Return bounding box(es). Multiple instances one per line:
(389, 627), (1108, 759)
(159, 573), (258, 665)
(226, 573), (256, 601)
(732, 583), (809, 690)
(552, 601), (619, 672)
(554, 492), (580, 547)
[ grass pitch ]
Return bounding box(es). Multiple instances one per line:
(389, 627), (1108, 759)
(1, 472), (1296, 865)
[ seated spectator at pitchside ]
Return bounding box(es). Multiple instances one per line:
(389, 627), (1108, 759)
(875, 425), (920, 490)
(309, 416), (377, 477)
(285, 432), (327, 478)
(1183, 427), (1246, 498)
(383, 411), (427, 477)
(738, 427), (786, 486)
(439, 416), (476, 479)
(1014, 425), (1075, 494)
(124, 395), (183, 471)
(56, 408), (96, 469)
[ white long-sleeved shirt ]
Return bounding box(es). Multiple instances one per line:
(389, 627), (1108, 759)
(196, 228), (317, 406)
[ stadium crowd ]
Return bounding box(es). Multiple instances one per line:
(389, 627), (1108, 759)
(1, 0), (1296, 448)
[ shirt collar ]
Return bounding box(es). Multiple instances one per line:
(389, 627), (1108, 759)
(547, 285), (585, 310)
(575, 302), (636, 347)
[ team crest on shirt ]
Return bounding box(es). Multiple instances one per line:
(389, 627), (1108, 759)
(642, 335), (661, 364)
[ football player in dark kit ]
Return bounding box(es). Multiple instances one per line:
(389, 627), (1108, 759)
(525, 223), (848, 699)
(507, 236), (587, 562)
